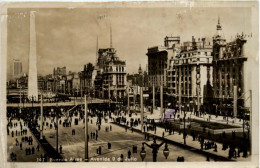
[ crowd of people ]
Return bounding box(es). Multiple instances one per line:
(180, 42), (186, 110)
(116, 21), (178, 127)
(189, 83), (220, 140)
(7, 108), (46, 162)
(7, 101), (250, 162)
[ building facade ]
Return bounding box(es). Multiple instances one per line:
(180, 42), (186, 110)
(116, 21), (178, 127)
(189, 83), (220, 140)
(95, 48), (127, 100)
(212, 19), (248, 117)
(146, 36), (180, 88)
(13, 59), (22, 79)
(167, 36), (213, 111)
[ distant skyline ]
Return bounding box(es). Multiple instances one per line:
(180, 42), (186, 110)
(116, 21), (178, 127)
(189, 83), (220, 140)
(7, 7), (253, 80)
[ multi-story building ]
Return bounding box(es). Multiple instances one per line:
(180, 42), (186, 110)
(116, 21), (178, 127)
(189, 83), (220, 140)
(212, 18), (248, 117)
(146, 36), (180, 88)
(95, 48), (127, 100)
(80, 63), (95, 96)
(127, 64), (149, 88)
(13, 59), (22, 79)
(167, 36), (213, 111)
(53, 67), (66, 77)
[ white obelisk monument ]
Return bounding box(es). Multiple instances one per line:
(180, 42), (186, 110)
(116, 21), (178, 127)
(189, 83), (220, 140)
(28, 11), (38, 101)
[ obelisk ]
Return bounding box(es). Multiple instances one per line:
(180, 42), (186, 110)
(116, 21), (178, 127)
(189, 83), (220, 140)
(28, 11), (38, 101)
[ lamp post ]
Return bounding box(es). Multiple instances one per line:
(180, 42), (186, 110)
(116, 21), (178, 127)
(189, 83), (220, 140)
(183, 105), (187, 145)
(22, 89), (25, 108)
(140, 138), (169, 162)
(140, 87), (144, 132)
(85, 95), (89, 162)
(40, 93), (44, 140)
(74, 90), (75, 106)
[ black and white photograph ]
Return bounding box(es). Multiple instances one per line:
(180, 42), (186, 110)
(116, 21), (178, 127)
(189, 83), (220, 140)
(0, 1), (259, 168)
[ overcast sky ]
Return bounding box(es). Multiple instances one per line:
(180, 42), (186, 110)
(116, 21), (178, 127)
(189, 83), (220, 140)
(7, 7), (254, 80)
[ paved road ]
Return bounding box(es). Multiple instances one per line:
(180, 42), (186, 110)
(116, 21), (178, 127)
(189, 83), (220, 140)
(42, 114), (210, 162)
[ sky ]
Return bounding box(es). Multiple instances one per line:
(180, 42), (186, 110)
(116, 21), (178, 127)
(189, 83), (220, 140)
(7, 7), (254, 80)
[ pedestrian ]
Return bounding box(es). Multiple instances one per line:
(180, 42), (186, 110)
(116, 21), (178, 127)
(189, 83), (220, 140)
(60, 145), (62, 153)
(206, 155), (210, 161)
(37, 144), (40, 151)
(128, 150), (131, 159)
(44, 154), (47, 162)
(20, 142), (22, 150)
(32, 147), (35, 154)
(162, 132), (164, 137)
(40, 154), (43, 162)
(214, 143), (218, 152)
(110, 125), (112, 131)
(98, 146), (101, 155)
(28, 147), (31, 155)
(96, 134), (98, 141)
(107, 142), (111, 149)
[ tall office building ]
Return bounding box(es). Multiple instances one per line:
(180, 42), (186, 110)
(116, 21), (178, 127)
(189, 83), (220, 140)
(13, 59), (22, 79)
(167, 36), (213, 111)
(146, 36), (180, 88)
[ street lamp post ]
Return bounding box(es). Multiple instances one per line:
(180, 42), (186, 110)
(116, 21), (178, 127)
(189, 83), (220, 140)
(22, 89), (25, 108)
(85, 95), (89, 162)
(40, 93), (44, 140)
(183, 105), (187, 145)
(140, 138), (169, 162)
(127, 87), (130, 114)
(140, 87), (144, 132)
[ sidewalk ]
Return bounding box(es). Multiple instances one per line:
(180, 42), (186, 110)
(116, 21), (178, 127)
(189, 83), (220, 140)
(112, 112), (251, 162)
(146, 109), (245, 127)
(7, 119), (47, 162)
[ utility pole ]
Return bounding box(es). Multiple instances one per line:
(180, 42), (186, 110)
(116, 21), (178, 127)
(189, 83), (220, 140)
(140, 87), (144, 132)
(197, 85), (200, 113)
(160, 85), (163, 121)
(115, 85), (118, 103)
(56, 104), (58, 152)
(19, 81), (22, 113)
(40, 93), (43, 140)
(81, 80), (83, 110)
(152, 84), (155, 113)
(108, 83), (111, 107)
(133, 87), (136, 112)
(233, 85), (237, 123)
(249, 89), (252, 155)
(127, 86), (130, 114)
(85, 95), (89, 161)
